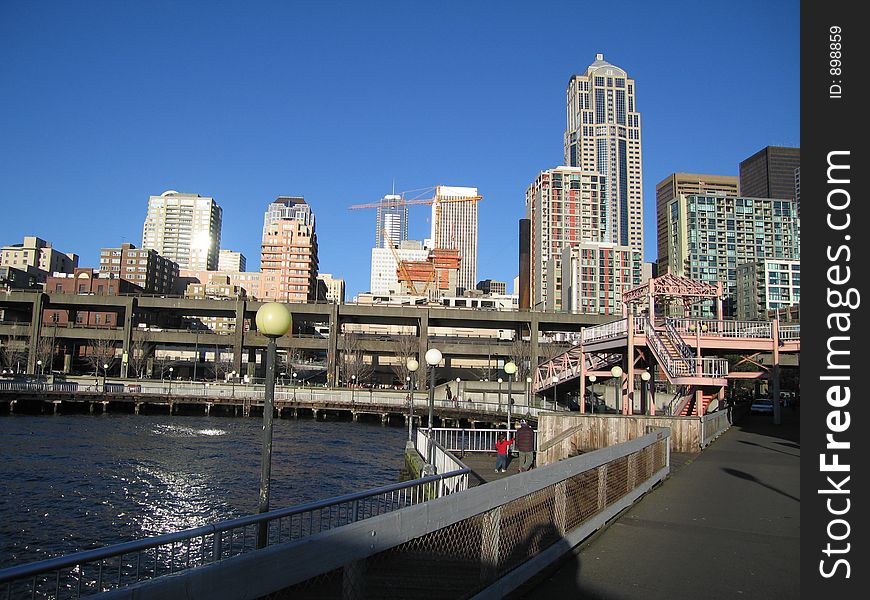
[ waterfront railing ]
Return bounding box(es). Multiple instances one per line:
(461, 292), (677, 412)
(0, 457), (469, 599)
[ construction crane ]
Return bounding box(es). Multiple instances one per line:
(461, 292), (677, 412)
(351, 186), (482, 264)
(382, 228), (433, 296)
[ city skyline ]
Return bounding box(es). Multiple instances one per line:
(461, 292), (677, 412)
(0, 1), (799, 299)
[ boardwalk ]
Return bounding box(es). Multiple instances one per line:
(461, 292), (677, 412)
(515, 409), (800, 599)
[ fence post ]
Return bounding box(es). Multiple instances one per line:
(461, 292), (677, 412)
(597, 465), (607, 511)
(554, 481), (567, 536)
(480, 507), (502, 584)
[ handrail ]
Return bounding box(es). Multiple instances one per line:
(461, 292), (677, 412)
(581, 318), (627, 343)
(0, 458), (470, 596)
(663, 318), (694, 359)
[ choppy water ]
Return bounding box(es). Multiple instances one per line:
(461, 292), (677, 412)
(0, 414), (408, 568)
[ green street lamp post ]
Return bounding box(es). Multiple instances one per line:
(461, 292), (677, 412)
(255, 302), (292, 549)
(504, 361), (517, 430)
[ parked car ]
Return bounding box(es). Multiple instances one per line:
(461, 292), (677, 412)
(750, 397), (774, 414)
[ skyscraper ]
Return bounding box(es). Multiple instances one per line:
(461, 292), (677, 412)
(260, 197), (319, 303)
(142, 191), (222, 271)
(375, 195), (408, 249)
(430, 185), (479, 295)
(738, 146), (801, 201)
(564, 54), (644, 251)
(655, 174), (739, 274)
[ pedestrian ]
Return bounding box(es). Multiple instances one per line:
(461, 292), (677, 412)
(515, 419), (535, 472)
(445, 385), (452, 402)
(494, 432), (514, 472)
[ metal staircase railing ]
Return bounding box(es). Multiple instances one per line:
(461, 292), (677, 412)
(644, 318), (693, 380)
(664, 318), (694, 359)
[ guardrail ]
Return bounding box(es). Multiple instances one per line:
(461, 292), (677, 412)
(581, 318), (627, 344)
(428, 427), (533, 455)
(0, 462), (470, 599)
(414, 429), (470, 495)
(79, 428), (671, 599)
(700, 408), (732, 447)
(0, 380), (545, 420)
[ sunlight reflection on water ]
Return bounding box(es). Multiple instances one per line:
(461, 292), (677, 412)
(0, 414), (407, 567)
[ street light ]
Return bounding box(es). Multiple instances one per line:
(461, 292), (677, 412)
(36, 360), (42, 377)
(255, 302), (292, 549)
(641, 370), (651, 414)
(424, 348), (442, 472)
(551, 376), (558, 411)
(406, 357), (419, 442)
(504, 361), (517, 430)
(610, 365), (623, 413)
(455, 377), (461, 405)
(497, 377), (503, 412)
(168, 366), (173, 395)
(588, 374), (597, 414)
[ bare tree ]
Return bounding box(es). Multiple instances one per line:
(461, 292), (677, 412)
(1, 335), (29, 374)
(210, 345), (234, 381)
(86, 338), (117, 376)
(127, 333), (151, 379)
(339, 332), (374, 386)
(35, 336), (54, 373)
(509, 337), (532, 382)
(390, 334), (417, 386)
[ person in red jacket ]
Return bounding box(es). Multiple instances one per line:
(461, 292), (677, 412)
(494, 432), (514, 472)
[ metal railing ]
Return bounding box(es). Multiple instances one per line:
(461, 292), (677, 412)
(644, 320), (728, 380)
(414, 429), (470, 495)
(581, 318), (627, 343)
(83, 428), (671, 599)
(0, 462), (470, 599)
(780, 325), (800, 340)
(668, 318), (774, 339)
(428, 427), (532, 455)
(663, 318), (694, 359)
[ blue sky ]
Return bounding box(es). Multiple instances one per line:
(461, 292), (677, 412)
(0, 0), (799, 298)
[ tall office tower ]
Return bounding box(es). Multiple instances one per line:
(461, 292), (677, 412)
(99, 243), (178, 294)
(655, 174), (739, 274)
(564, 53), (644, 251)
(370, 240), (430, 296)
(430, 185), (479, 294)
(735, 259), (800, 321)
(218, 249), (246, 272)
(142, 191), (222, 270)
(374, 195), (408, 249)
(665, 194), (800, 315)
(260, 197), (319, 303)
(738, 146), (801, 200)
(525, 167), (605, 310)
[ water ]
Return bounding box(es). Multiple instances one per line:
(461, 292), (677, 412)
(0, 413), (408, 568)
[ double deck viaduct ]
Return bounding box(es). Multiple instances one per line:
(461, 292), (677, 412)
(0, 291), (611, 385)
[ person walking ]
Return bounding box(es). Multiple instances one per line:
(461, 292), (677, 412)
(445, 385), (452, 402)
(494, 432), (514, 472)
(515, 419), (535, 472)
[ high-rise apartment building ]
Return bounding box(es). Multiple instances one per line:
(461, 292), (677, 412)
(260, 197), (319, 303)
(0, 236), (78, 282)
(560, 242), (642, 315)
(430, 185), (479, 295)
(99, 243), (178, 294)
(735, 259), (800, 321)
(738, 146), (801, 201)
(665, 194), (800, 315)
(218, 250), (246, 272)
(655, 174), (739, 274)
(794, 167), (800, 218)
(476, 280), (507, 295)
(375, 195), (408, 249)
(142, 191), (222, 270)
(525, 167), (605, 310)
(564, 53), (644, 251)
